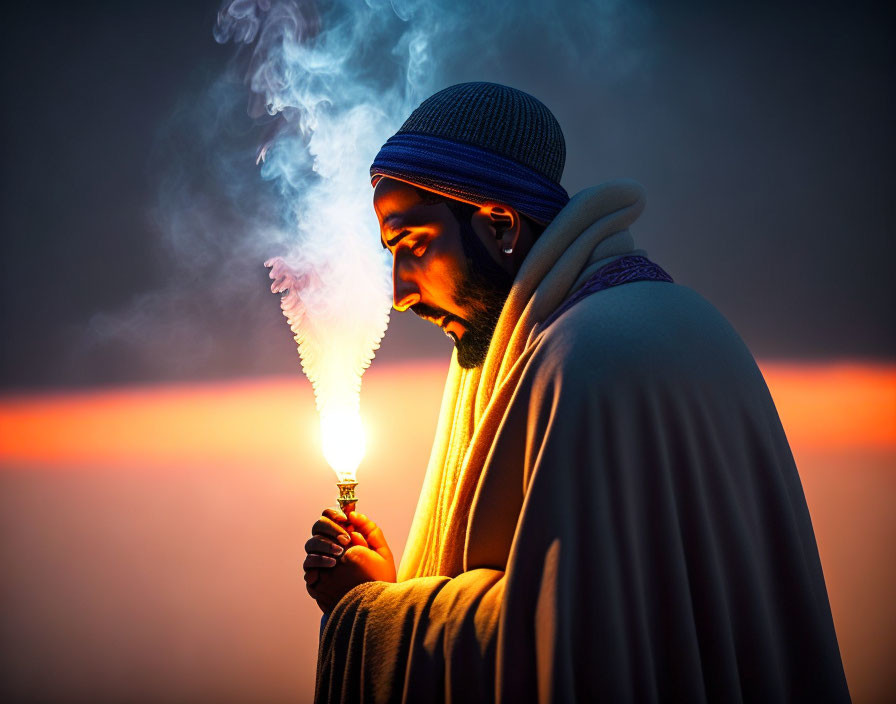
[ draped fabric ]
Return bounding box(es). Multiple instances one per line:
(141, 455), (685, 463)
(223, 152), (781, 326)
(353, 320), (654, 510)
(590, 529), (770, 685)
(539, 254), (673, 329)
(315, 181), (850, 703)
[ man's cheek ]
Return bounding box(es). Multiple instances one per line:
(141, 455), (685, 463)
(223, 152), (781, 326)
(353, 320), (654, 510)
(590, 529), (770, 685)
(427, 254), (466, 292)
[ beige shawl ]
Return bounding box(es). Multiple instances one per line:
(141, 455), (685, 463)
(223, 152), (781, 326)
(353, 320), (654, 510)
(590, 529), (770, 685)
(399, 180), (646, 579)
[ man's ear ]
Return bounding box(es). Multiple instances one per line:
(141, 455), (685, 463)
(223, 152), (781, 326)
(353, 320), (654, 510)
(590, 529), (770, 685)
(471, 203), (521, 256)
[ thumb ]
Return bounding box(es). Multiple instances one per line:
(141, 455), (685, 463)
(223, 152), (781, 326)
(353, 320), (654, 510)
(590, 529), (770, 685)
(349, 530), (368, 548)
(348, 512), (391, 554)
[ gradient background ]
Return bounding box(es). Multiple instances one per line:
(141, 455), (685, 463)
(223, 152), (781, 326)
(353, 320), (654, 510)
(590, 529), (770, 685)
(1, 1), (893, 702)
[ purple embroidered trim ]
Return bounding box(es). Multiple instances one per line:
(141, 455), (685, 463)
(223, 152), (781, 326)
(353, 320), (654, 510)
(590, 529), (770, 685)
(541, 255), (673, 329)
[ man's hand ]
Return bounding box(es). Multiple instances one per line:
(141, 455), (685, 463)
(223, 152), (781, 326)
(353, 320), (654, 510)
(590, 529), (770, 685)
(303, 508), (397, 614)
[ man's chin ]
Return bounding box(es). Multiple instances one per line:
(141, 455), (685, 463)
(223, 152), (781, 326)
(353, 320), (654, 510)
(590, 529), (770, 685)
(454, 332), (491, 369)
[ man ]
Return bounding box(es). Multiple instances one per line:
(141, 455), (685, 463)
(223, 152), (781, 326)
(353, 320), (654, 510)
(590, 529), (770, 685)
(303, 82), (850, 702)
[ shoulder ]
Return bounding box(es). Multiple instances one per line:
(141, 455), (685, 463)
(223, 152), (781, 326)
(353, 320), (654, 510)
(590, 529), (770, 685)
(525, 282), (759, 391)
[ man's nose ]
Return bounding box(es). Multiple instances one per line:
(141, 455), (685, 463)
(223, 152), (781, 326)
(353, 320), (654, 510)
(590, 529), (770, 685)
(393, 266), (421, 312)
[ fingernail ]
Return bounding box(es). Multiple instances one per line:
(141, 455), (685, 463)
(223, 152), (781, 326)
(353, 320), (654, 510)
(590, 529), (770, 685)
(330, 545), (343, 556)
(337, 534), (350, 546)
(323, 556), (337, 567)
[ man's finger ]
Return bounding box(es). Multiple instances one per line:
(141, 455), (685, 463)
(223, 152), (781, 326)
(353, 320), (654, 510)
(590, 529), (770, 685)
(303, 554), (337, 570)
(322, 507), (348, 524)
(323, 508), (362, 545)
(348, 511), (389, 551)
(304, 568), (320, 585)
(349, 531), (369, 548)
(304, 536), (344, 556)
(311, 516), (351, 546)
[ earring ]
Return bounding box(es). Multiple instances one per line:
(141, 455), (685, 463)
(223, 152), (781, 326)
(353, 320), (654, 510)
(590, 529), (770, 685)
(502, 246), (514, 254)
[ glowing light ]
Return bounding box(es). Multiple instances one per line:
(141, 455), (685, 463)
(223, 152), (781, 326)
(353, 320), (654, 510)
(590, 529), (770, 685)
(320, 407), (365, 483)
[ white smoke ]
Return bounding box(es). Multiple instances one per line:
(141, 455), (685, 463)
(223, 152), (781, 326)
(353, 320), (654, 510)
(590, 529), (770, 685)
(214, 0), (446, 478)
(209, 0), (652, 477)
(76, 0), (649, 390)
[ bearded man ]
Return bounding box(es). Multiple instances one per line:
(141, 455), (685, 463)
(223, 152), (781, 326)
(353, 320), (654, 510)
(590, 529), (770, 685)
(302, 82), (850, 703)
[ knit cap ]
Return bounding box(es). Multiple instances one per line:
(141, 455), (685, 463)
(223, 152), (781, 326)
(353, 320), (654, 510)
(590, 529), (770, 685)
(370, 82), (569, 223)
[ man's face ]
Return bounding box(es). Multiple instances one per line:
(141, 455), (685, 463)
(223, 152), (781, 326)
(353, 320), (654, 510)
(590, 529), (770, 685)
(374, 178), (513, 368)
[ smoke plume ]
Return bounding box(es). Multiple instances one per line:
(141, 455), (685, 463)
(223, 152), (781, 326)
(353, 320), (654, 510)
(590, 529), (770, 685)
(213, 0), (449, 476)
(76, 0), (650, 395)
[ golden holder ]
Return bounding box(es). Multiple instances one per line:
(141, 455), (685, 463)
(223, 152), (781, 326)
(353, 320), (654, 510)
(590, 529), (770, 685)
(336, 481), (358, 519)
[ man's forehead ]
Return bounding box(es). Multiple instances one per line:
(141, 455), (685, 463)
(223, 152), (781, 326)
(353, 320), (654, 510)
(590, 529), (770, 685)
(373, 178), (426, 223)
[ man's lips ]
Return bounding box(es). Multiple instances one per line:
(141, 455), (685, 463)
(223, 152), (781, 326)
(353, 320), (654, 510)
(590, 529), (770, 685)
(410, 305), (464, 339)
(421, 315), (462, 339)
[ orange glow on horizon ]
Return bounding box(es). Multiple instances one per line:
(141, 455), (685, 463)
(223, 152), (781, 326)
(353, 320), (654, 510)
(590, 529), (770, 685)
(0, 361), (893, 471)
(760, 362), (896, 451)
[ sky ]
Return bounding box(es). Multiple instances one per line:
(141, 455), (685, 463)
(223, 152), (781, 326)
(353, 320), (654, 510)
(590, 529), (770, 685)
(1, 0), (893, 392)
(0, 5), (893, 700)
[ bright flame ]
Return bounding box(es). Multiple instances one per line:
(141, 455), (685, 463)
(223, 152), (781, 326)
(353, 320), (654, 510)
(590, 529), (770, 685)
(320, 406), (365, 483)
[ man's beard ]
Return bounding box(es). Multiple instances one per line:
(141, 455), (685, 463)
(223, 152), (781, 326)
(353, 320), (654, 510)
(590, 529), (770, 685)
(411, 216), (514, 369)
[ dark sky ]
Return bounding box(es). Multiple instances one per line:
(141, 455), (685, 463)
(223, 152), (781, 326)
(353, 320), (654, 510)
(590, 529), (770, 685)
(1, 0), (893, 392)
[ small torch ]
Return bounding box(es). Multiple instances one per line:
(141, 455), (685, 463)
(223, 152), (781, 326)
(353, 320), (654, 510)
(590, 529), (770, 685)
(320, 406), (365, 524)
(336, 480), (357, 518)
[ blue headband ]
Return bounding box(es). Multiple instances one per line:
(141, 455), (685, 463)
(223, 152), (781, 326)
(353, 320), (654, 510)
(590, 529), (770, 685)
(370, 132), (570, 224)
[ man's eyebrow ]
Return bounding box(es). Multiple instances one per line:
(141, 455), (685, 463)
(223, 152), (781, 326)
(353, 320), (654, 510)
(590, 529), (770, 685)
(380, 216), (411, 249)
